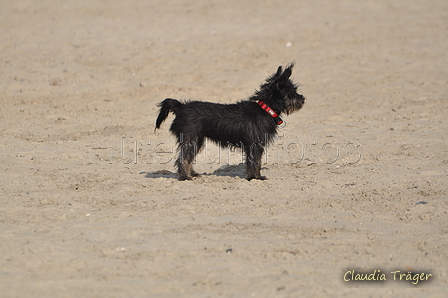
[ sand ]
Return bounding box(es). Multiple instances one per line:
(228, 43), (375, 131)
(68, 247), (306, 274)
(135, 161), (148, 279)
(1, 0), (447, 297)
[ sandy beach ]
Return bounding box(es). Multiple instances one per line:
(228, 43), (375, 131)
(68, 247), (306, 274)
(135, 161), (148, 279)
(1, 0), (447, 296)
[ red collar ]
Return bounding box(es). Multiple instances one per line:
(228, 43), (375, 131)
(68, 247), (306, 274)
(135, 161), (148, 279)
(257, 101), (283, 125)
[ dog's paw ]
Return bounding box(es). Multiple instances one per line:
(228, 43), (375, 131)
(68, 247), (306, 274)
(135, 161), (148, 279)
(247, 176), (267, 181)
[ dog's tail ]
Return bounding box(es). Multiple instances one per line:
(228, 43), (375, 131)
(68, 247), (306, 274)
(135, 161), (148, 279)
(155, 98), (183, 129)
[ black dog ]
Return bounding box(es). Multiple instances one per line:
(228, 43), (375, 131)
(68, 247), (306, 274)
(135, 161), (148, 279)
(155, 63), (305, 180)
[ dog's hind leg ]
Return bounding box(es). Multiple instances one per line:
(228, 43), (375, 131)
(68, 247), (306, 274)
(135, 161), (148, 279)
(188, 137), (204, 178)
(175, 133), (201, 180)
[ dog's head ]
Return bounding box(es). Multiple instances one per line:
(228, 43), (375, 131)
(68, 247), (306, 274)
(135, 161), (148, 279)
(252, 63), (305, 115)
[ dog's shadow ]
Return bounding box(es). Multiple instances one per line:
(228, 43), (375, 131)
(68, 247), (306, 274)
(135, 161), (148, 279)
(211, 164), (245, 178)
(141, 164), (248, 179)
(141, 170), (177, 179)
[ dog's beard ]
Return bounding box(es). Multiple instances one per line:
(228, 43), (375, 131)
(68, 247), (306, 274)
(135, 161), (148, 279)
(284, 93), (306, 115)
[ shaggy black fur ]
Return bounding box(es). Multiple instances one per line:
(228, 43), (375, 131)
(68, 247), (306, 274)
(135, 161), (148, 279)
(155, 63), (305, 180)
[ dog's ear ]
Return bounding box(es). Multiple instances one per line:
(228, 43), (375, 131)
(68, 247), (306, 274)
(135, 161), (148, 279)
(282, 67), (292, 79)
(274, 66), (283, 78)
(267, 66), (283, 83)
(282, 63), (294, 79)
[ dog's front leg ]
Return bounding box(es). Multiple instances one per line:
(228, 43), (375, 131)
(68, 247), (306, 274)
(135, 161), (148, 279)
(245, 144), (267, 181)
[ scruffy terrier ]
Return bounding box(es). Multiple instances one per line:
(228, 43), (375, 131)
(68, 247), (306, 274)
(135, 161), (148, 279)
(155, 63), (305, 180)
